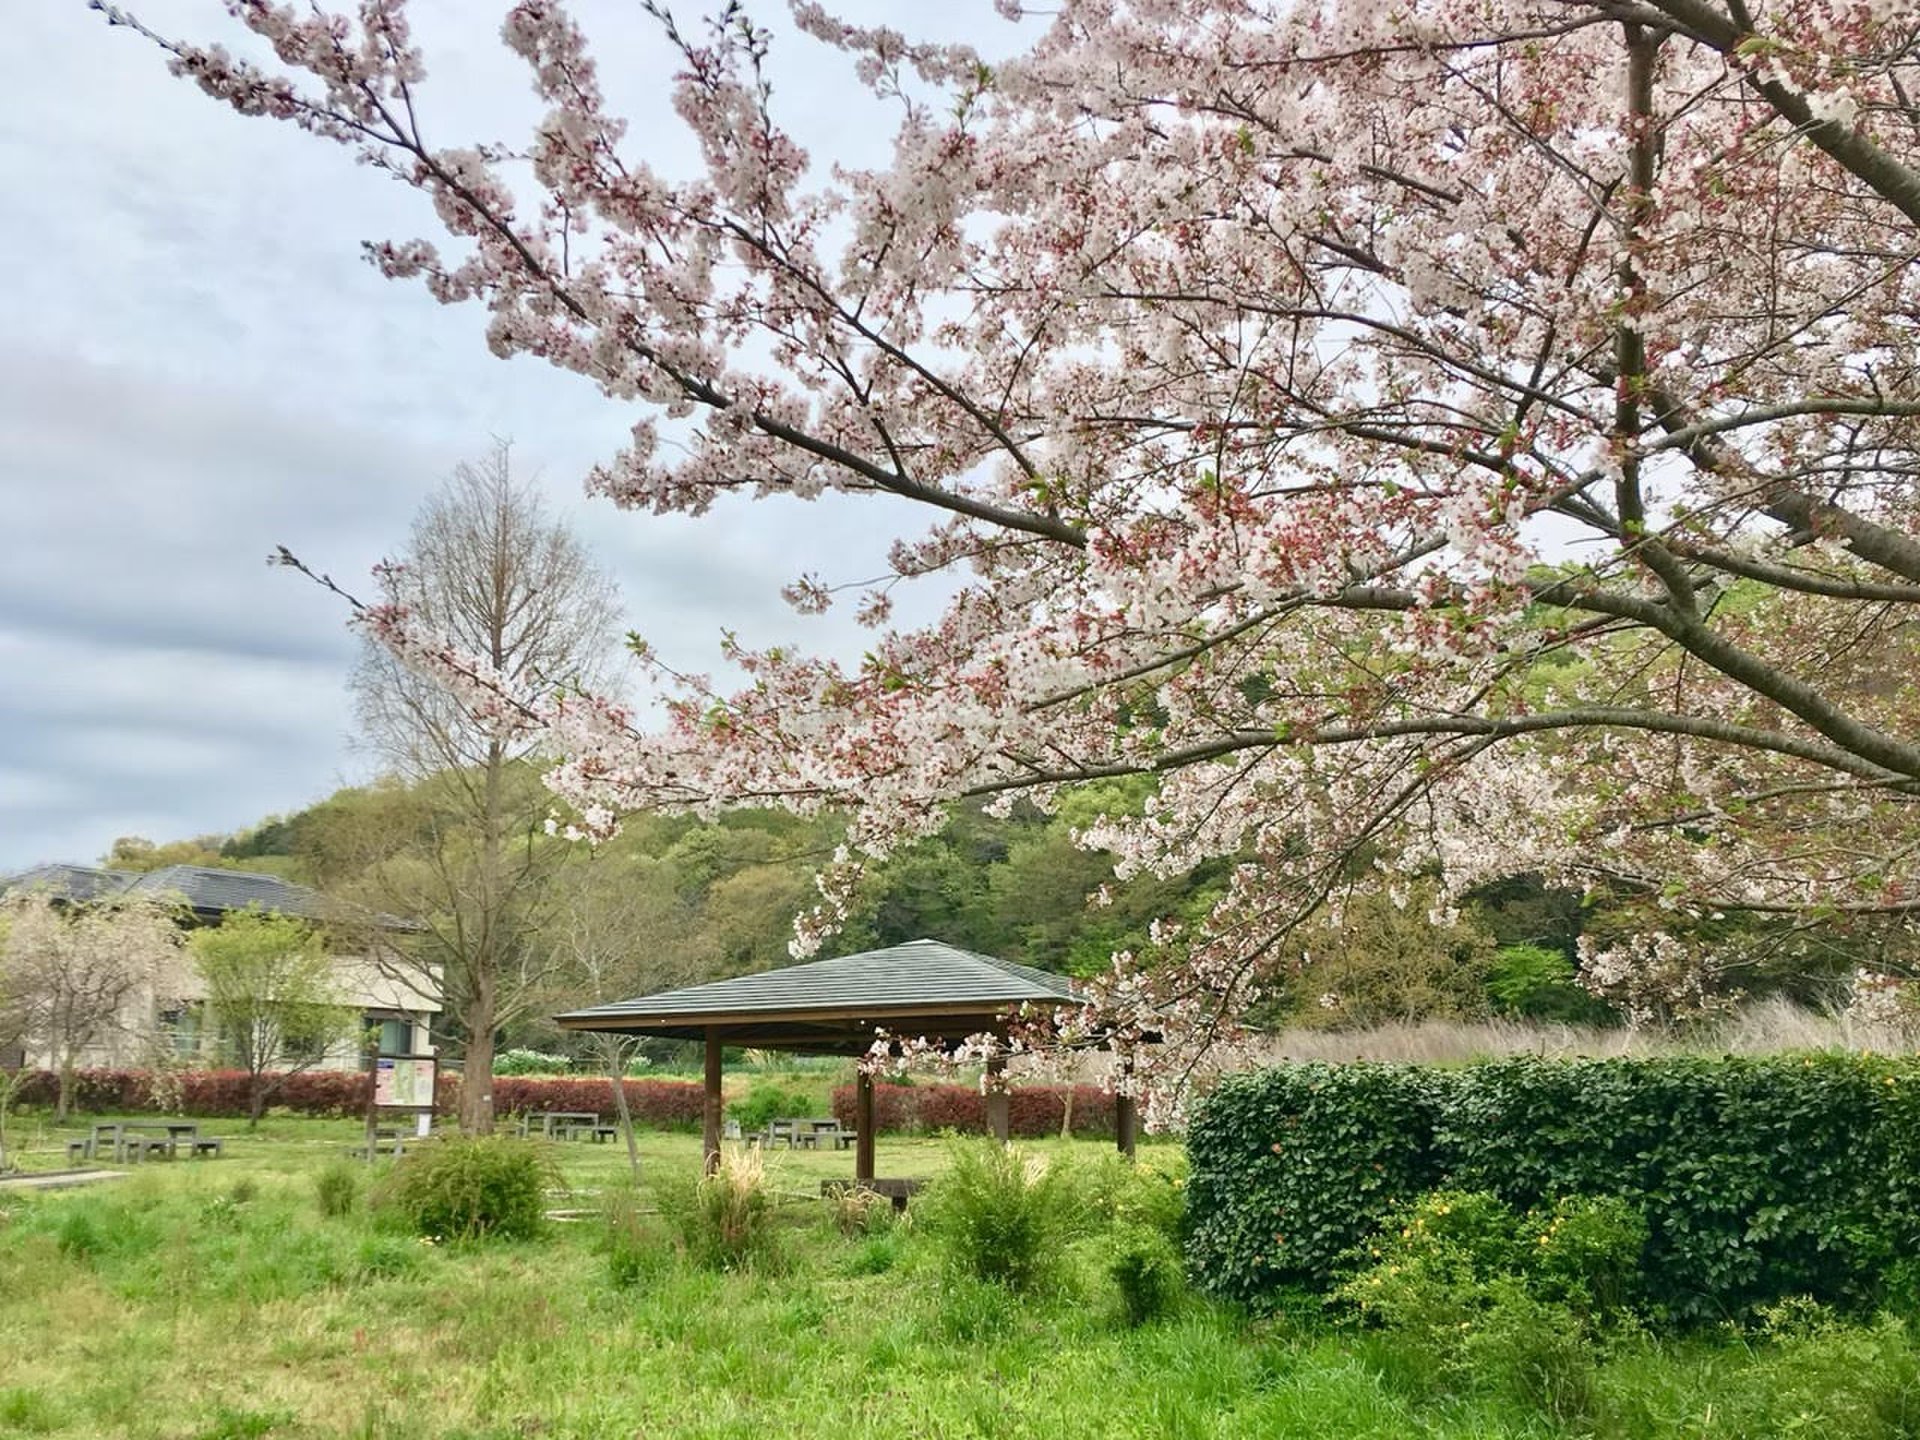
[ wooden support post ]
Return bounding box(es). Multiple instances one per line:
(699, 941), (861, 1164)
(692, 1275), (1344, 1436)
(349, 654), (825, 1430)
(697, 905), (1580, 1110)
(985, 1052), (1010, 1144)
(1115, 1057), (1137, 1159)
(703, 1029), (723, 1175)
(1115, 1090), (1138, 1159)
(855, 1069), (876, 1183)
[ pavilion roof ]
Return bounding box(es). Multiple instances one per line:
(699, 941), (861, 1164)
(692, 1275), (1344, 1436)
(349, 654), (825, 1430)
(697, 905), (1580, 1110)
(553, 938), (1081, 1054)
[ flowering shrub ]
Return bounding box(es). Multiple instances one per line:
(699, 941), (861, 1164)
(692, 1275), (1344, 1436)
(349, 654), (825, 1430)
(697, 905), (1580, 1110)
(830, 1083), (1117, 1138)
(1187, 1056), (1920, 1323)
(1332, 1190), (1641, 1424)
(1336, 1190), (1644, 1328)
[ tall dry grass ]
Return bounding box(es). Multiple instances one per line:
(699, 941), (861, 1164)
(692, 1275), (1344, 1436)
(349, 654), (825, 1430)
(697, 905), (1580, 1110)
(1252, 997), (1918, 1067)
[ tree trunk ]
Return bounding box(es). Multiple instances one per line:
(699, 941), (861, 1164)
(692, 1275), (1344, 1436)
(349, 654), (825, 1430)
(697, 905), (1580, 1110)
(461, 739), (507, 1138)
(247, 1079), (267, 1131)
(55, 1052), (74, 1123)
(0, 1071), (22, 1174)
(460, 999), (497, 1134)
(1059, 1082), (1075, 1140)
(607, 1053), (642, 1187)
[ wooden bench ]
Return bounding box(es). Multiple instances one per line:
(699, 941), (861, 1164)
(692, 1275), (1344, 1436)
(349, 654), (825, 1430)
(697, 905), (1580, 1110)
(189, 1138), (224, 1159)
(587, 1125), (620, 1143)
(66, 1139), (91, 1165)
(124, 1137), (175, 1162)
(342, 1137), (407, 1160)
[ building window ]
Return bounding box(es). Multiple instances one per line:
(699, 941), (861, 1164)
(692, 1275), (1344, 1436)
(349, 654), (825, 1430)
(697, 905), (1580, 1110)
(376, 1018), (411, 1056)
(158, 1004), (202, 1059)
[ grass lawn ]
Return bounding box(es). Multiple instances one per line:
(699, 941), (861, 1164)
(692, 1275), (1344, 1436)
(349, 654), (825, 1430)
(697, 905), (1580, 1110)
(2, 1113), (1918, 1439)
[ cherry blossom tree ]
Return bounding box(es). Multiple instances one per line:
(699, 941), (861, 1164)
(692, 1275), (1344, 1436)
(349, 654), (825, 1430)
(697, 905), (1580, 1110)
(0, 890), (189, 1120)
(97, 0), (1920, 1112)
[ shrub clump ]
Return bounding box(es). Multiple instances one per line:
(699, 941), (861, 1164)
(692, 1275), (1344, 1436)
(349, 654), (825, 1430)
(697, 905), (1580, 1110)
(655, 1145), (776, 1272)
(601, 1184), (666, 1288)
(493, 1076), (704, 1131)
(729, 1083), (814, 1135)
(829, 1081), (1119, 1138)
(1103, 1223), (1186, 1326)
(1186, 1062), (1445, 1308)
(313, 1160), (361, 1219)
(918, 1142), (1086, 1293)
(373, 1136), (555, 1242)
(1334, 1190), (1641, 1424)
(1336, 1190), (1646, 1329)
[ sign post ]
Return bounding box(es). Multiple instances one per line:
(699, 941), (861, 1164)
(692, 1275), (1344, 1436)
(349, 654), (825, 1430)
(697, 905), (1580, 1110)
(362, 1046), (437, 1159)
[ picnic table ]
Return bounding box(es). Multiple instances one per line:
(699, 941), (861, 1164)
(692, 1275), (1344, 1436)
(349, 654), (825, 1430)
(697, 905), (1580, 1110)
(343, 1126), (412, 1160)
(758, 1117), (856, 1151)
(521, 1111), (616, 1141)
(80, 1121), (221, 1163)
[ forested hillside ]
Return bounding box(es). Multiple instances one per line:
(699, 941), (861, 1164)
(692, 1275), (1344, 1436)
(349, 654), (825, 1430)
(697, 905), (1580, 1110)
(103, 767), (1897, 1058)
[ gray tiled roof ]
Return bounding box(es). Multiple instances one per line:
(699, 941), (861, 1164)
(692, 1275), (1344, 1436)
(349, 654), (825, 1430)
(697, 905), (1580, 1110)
(0, 863), (140, 902)
(122, 865), (337, 921)
(1, 862), (389, 927)
(557, 938), (1080, 1024)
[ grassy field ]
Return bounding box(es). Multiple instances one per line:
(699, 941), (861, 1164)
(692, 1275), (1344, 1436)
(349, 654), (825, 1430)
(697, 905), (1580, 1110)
(2, 1113), (1918, 1440)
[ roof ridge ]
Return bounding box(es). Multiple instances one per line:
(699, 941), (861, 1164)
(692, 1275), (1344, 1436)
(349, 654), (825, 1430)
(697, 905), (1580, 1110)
(558, 936), (1079, 1025)
(142, 863), (304, 883)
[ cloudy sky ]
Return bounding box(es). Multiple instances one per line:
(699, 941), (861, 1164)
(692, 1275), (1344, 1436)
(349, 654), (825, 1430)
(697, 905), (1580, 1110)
(0, 2), (1001, 873)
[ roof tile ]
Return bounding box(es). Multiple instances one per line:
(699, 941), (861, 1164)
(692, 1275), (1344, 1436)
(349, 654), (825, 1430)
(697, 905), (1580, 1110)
(556, 938), (1079, 1024)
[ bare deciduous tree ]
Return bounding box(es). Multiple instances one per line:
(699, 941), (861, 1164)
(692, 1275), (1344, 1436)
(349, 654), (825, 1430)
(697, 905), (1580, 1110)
(347, 443), (621, 1133)
(550, 852), (704, 1182)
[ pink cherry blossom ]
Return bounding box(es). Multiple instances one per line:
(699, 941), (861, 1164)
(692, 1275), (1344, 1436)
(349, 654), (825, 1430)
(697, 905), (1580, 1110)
(106, 0), (1920, 1116)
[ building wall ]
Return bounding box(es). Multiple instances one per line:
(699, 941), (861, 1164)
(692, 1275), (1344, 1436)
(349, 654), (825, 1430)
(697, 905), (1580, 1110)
(17, 953), (441, 1073)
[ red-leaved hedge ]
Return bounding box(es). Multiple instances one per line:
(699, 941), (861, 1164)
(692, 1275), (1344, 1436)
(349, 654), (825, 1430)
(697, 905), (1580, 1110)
(5, 1067), (454, 1118)
(10, 1068), (1107, 1136)
(6, 1068), (704, 1129)
(490, 1076), (706, 1130)
(830, 1082), (1118, 1138)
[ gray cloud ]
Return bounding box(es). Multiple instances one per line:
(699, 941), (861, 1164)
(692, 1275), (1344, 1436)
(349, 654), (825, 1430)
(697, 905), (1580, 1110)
(0, 2), (991, 872)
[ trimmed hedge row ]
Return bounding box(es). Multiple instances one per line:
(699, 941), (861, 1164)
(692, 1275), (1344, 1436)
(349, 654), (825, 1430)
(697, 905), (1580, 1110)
(1185, 1054), (1920, 1322)
(491, 1076), (705, 1130)
(5, 1067), (452, 1118)
(5, 1068), (706, 1129)
(828, 1081), (1119, 1139)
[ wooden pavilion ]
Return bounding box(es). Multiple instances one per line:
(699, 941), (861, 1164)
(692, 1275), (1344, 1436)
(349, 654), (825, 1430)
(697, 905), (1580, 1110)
(553, 938), (1138, 1179)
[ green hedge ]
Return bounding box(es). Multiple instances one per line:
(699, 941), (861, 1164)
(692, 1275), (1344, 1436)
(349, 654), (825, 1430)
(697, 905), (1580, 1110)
(1185, 1055), (1920, 1323)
